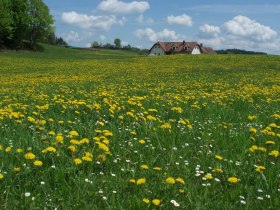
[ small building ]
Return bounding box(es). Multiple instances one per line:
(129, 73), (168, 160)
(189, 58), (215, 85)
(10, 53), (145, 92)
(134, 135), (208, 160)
(149, 41), (216, 56)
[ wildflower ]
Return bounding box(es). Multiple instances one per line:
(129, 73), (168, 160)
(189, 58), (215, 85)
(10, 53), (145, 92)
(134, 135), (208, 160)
(70, 139), (80, 145)
(129, 179), (136, 184)
(175, 177), (185, 184)
(98, 143), (109, 152)
(160, 123), (171, 129)
(136, 178), (146, 185)
(249, 128), (257, 133)
(5, 147), (12, 152)
(68, 145), (76, 152)
(204, 173), (213, 180)
(153, 167), (162, 171)
(212, 168), (223, 173)
(48, 131), (55, 136)
(45, 146), (57, 153)
(14, 167), (21, 173)
(179, 189), (185, 193)
(16, 148), (23, 153)
(25, 192), (31, 197)
(69, 130), (79, 137)
(268, 150), (279, 157)
(139, 139), (145, 144)
(140, 164), (149, 170)
(74, 158), (82, 165)
(82, 156), (93, 162)
(228, 177), (239, 183)
(33, 160), (43, 166)
(265, 141), (275, 145)
(143, 198), (150, 204)
(152, 199), (161, 206)
(80, 138), (89, 144)
(24, 152), (36, 160)
(255, 165), (266, 173)
(56, 135), (64, 143)
(0, 173), (4, 180)
(215, 155), (223, 160)
(165, 177), (176, 184)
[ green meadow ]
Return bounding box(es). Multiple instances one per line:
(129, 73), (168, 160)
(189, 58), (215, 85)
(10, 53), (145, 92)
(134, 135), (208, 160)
(0, 45), (279, 209)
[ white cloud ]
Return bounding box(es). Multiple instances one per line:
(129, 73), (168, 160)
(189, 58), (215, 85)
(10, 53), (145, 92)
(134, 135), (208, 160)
(136, 14), (154, 24)
(198, 15), (280, 54)
(62, 11), (121, 31)
(97, 0), (150, 14)
(223, 15), (277, 42)
(65, 31), (81, 42)
(167, 14), (192, 26)
(135, 28), (185, 42)
(199, 24), (220, 37)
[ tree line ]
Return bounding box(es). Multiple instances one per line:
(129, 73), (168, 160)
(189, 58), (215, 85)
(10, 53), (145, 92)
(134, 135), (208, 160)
(0, 0), (67, 50)
(216, 49), (267, 55)
(91, 38), (149, 55)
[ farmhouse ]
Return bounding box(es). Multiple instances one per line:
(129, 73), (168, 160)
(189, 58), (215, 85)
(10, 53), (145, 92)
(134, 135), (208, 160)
(149, 41), (216, 56)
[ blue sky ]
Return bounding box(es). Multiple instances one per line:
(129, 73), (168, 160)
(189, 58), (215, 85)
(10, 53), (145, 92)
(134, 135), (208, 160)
(43, 0), (280, 54)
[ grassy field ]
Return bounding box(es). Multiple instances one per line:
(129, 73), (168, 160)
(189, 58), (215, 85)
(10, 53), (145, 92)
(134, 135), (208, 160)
(0, 45), (280, 209)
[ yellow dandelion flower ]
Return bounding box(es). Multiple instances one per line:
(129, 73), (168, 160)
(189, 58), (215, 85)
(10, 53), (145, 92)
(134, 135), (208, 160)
(204, 173), (213, 180)
(68, 145), (76, 152)
(160, 123), (171, 129)
(268, 150), (279, 157)
(48, 131), (55, 136)
(165, 177), (176, 184)
(136, 178), (146, 185)
(33, 160), (43, 166)
(24, 152), (36, 160)
(74, 158), (82, 165)
(256, 166), (265, 172)
(98, 143), (109, 152)
(247, 115), (256, 120)
(266, 141), (275, 145)
(45, 146), (57, 153)
(152, 199), (161, 206)
(228, 177), (239, 183)
(179, 189), (185, 193)
(129, 179), (136, 183)
(118, 115), (124, 120)
(212, 168), (223, 173)
(70, 139), (80, 145)
(215, 155), (223, 160)
(249, 128), (257, 134)
(143, 198), (150, 204)
(138, 139), (146, 144)
(82, 156), (93, 162)
(69, 130), (79, 137)
(153, 167), (162, 171)
(0, 173), (4, 180)
(14, 167), (21, 173)
(140, 164), (149, 170)
(16, 148), (23, 153)
(176, 177), (185, 184)
(5, 147), (12, 152)
(56, 135), (64, 143)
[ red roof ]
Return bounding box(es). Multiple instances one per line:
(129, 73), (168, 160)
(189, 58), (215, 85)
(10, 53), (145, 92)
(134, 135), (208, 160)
(150, 41), (216, 54)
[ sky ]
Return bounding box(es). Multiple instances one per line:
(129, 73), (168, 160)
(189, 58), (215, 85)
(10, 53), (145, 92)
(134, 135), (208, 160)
(43, 0), (280, 54)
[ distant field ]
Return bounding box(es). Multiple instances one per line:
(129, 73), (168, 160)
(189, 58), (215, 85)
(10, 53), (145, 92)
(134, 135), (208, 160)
(0, 46), (279, 209)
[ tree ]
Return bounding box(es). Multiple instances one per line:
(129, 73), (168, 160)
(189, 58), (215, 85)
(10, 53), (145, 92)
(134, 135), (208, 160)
(91, 41), (101, 48)
(0, 0), (13, 47)
(114, 38), (121, 49)
(27, 0), (54, 48)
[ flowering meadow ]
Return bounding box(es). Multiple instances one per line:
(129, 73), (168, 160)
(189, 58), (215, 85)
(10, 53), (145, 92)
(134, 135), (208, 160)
(0, 47), (280, 209)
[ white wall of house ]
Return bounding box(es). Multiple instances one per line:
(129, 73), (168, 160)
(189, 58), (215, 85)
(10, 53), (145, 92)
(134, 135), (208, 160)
(150, 45), (165, 56)
(191, 46), (201, 54)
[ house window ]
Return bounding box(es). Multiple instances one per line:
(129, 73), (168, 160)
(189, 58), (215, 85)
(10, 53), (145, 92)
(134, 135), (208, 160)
(172, 46), (176, 50)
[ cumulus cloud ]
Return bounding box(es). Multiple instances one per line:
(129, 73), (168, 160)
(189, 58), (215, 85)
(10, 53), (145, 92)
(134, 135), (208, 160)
(97, 0), (150, 14)
(223, 15), (277, 42)
(62, 11), (121, 31)
(167, 14), (192, 26)
(65, 31), (81, 42)
(198, 15), (280, 54)
(136, 14), (154, 24)
(199, 24), (220, 37)
(135, 28), (185, 42)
